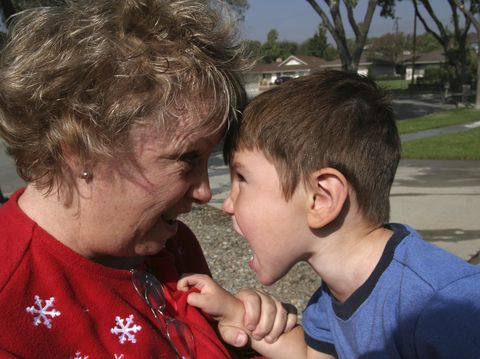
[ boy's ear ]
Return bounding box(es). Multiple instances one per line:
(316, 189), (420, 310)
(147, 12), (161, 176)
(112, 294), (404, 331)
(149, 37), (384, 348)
(306, 168), (348, 229)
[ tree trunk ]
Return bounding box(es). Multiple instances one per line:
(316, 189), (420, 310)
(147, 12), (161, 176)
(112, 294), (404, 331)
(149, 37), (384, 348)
(1, 0), (15, 18)
(450, 0), (480, 108)
(476, 44), (480, 109)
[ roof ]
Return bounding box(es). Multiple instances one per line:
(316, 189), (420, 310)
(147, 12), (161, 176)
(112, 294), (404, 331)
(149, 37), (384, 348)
(247, 55), (326, 73)
(401, 49), (445, 65)
(247, 50), (445, 73)
(321, 54), (373, 68)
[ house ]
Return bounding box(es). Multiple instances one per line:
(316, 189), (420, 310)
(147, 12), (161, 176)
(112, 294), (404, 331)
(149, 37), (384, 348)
(243, 55), (326, 98)
(401, 49), (446, 81)
(243, 50), (447, 98)
(321, 53), (397, 78)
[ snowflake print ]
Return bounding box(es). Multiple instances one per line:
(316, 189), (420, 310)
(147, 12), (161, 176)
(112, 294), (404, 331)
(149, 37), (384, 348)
(25, 295), (61, 329)
(70, 352), (89, 359)
(110, 315), (142, 344)
(114, 355), (125, 359)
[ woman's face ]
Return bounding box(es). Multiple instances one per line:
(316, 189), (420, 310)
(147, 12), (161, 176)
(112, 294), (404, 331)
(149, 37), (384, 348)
(79, 115), (222, 259)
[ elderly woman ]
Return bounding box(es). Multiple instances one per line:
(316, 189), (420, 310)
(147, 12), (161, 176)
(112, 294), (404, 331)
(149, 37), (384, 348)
(0, 1), (295, 358)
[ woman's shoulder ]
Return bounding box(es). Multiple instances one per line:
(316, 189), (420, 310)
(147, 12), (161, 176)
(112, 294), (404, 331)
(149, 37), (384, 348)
(0, 192), (34, 292)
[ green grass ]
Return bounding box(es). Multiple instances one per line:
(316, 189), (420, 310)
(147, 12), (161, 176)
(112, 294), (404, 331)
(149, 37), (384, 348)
(397, 108), (480, 134)
(402, 127), (480, 160)
(377, 79), (410, 90)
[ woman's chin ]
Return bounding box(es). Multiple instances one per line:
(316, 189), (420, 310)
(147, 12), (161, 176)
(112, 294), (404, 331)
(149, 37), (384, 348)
(134, 240), (167, 256)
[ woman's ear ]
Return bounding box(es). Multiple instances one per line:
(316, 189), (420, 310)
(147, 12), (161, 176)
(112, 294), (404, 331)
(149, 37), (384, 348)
(306, 168), (348, 229)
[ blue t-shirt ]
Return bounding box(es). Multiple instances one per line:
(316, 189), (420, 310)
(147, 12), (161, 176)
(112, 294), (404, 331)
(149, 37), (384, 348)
(303, 223), (480, 358)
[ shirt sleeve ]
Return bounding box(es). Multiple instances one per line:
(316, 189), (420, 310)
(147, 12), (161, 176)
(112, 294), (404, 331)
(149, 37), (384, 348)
(302, 284), (337, 357)
(415, 274), (480, 358)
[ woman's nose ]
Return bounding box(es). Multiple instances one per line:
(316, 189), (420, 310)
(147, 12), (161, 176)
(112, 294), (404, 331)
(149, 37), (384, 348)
(190, 166), (212, 204)
(191, 179), (212, 204)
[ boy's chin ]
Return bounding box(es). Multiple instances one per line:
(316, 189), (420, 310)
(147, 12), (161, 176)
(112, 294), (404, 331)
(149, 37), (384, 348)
(255, 270), (281, 286)
(254, 262), (294, 286)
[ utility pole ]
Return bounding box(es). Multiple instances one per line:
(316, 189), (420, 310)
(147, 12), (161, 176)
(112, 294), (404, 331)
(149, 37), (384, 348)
(394, 17), (401, 65)
(411, 6), (417, 86)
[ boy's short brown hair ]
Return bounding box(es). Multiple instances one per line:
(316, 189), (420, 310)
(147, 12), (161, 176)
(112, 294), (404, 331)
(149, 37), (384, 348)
(224, 70), (400, 225)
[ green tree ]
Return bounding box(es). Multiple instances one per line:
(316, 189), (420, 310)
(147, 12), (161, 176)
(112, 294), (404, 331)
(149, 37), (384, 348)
(367, 32), (405, 63)
(1, 0), (15, 18)
(278, 40), (298, 60)
(415, 33), (443, 53)
(225, 0), (249, 21)
(412, 0), (478, 89)
(298, 24), (338, 60)
(261, 29), (281, 63)
(304, 0), (397, 71)
(11, 0), (63, 10)
(258, 29), (300, 63)
(305, 24), (329, 57)
(453, 0), (480, 108)
(244, 39), (262, 59)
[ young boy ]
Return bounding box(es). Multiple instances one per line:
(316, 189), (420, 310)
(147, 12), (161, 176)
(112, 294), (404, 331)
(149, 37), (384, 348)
(178, 70), (480, 358)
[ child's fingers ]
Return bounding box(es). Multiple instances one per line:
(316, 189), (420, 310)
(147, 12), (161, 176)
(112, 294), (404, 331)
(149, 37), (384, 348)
(218, 323), (249, 348)
(250, 289), (277, 340)
(264, 301), (295, 343)
(264, 300), (287, 343)
(185, 291), (208, 309)
(176, 273), (209, 291)
(283, 303), (299, 333)
(235, 288), (262, 331)
(187, 291), (230, 318)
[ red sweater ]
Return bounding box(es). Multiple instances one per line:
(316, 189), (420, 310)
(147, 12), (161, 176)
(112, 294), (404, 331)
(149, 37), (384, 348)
(0, 189), (232, 358)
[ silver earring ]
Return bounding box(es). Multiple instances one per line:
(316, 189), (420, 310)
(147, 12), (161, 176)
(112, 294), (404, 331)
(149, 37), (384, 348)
(80, 170), (92, 180)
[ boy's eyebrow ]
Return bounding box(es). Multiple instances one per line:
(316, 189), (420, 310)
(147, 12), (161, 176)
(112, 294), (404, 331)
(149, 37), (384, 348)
(230, 160), (245, 171)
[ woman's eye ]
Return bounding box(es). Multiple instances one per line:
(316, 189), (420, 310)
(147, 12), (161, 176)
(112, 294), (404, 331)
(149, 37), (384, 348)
(179, 153), (200, 167)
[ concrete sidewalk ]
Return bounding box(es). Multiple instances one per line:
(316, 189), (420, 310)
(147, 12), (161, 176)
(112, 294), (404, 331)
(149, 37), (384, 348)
(208, 152), (480, 263)
(401, 120), (480, 142)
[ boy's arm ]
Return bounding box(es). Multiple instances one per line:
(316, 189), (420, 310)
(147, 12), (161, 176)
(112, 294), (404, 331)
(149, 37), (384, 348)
(250, 326), (335, 359)
(234, 287), (298, 343)
(177, 274), (334, 358)
(178, 274), (297, 344)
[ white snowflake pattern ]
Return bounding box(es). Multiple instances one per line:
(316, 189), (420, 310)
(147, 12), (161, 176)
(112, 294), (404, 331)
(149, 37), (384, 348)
(25, 295), (61, 329)
(110, 315), (142, 344)
(70, 351), (89, 359)
(114, 355), (125, 359)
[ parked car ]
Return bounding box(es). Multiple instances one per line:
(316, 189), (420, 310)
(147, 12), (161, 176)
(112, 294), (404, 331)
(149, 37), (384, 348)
(274, 76), (292, 85)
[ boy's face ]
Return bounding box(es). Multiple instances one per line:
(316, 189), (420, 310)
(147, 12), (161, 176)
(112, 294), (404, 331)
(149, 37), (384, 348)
(223, 149), (313, 285)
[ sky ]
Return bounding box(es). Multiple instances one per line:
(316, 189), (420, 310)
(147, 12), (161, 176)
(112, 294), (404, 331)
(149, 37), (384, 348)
(243, 1), (453, 43)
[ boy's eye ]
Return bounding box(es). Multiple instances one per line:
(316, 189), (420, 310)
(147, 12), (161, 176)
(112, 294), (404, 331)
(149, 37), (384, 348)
(235, 172), (246, 182)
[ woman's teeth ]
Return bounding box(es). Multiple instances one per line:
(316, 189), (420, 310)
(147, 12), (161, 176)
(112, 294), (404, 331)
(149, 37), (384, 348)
(162, 215), (177, 225)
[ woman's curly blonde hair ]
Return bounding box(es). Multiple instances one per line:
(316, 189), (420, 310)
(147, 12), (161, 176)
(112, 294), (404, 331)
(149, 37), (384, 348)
(0, 0), (247, 192)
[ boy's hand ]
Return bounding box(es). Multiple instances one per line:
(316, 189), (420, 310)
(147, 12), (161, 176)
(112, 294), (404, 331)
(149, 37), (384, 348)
(177, 274), (298, 347)
(235, 288), (298, 343)
(177, 273), (243, 322)
(178, 274), (248, 346)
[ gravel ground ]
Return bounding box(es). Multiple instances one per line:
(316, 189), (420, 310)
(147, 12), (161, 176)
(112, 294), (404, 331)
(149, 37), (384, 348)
(179, 203), (321, 317)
